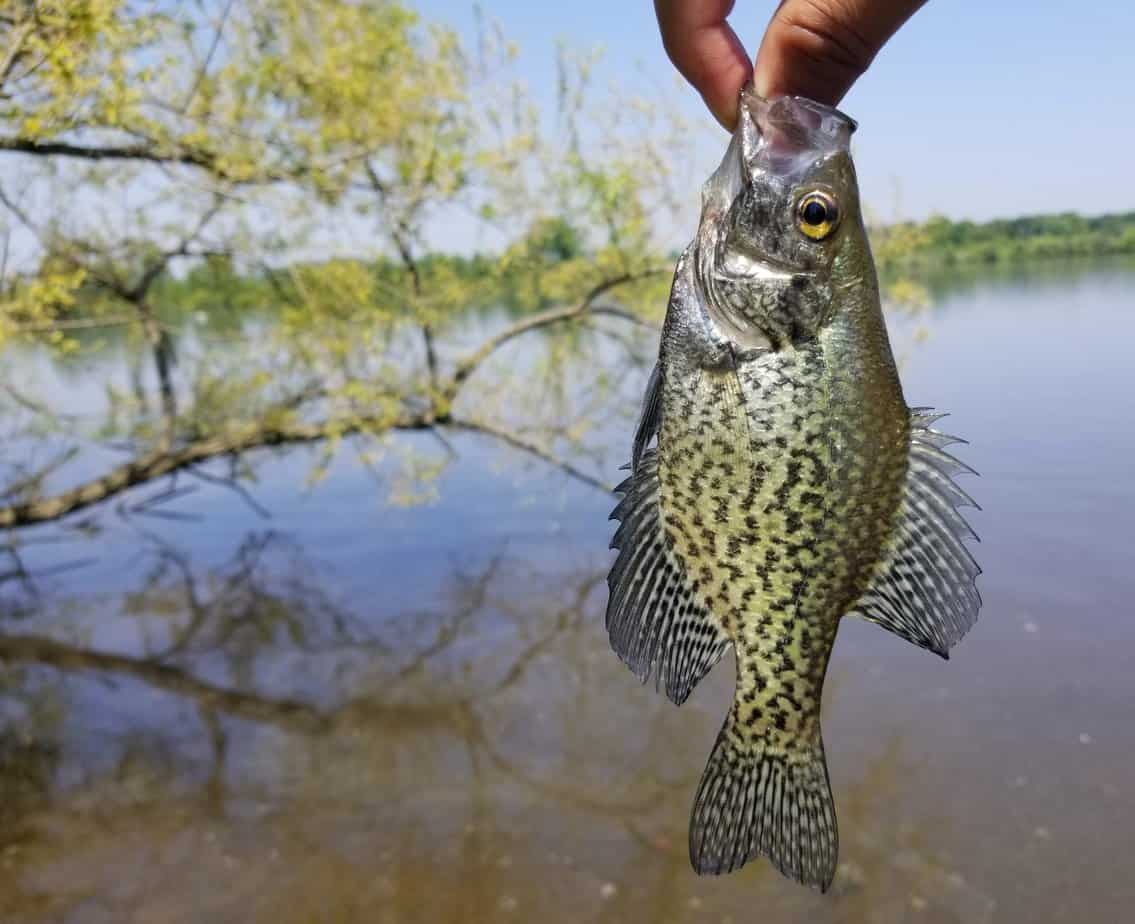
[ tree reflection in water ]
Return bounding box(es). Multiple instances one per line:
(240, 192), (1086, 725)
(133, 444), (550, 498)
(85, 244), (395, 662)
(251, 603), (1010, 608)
(0, 529), (993, 923)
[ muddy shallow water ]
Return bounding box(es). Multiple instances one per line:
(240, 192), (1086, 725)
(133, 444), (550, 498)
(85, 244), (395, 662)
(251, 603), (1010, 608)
(1, 262), (1133, 922)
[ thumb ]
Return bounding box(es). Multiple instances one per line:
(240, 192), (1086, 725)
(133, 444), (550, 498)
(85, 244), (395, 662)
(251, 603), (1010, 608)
(753, 0), (927, 105)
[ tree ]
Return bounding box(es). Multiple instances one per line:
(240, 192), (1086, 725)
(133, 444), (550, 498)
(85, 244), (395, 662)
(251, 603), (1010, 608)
(0, 2), (690, 529)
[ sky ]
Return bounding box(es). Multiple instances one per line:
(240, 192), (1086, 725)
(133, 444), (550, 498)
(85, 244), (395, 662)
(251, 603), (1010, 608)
(414, 0), (1135, 229)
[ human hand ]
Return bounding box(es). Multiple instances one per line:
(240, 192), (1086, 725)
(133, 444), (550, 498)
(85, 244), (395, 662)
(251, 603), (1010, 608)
(654, 1), (928, 129)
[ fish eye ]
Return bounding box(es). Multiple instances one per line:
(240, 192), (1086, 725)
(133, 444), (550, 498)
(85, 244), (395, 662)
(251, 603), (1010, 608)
(795, 191), (840, 241)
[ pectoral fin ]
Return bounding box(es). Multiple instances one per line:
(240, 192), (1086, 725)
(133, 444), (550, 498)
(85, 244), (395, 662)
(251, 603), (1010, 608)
(853, 409), (982, 657)
(607, 450), (730, 705)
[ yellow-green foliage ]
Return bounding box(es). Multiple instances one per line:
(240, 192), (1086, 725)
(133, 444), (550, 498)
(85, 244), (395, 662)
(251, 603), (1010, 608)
(0, 3), (687, 505)
(873, 211), (1135, 268)
(1, 1), (460, 183)
(0, 255), (86, 351)
(0, 0), (154, 137)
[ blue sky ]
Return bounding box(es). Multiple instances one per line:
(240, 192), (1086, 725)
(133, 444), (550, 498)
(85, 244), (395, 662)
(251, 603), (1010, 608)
(415, 1), (1135, 227)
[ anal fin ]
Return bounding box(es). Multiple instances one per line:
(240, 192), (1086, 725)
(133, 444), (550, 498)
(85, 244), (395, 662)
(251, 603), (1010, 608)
(607, 450), (730, 705)
(853, 408), (982, 657)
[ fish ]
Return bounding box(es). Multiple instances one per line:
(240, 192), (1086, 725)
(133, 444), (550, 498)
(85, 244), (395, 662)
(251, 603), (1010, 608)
(606, 88), (981, 891)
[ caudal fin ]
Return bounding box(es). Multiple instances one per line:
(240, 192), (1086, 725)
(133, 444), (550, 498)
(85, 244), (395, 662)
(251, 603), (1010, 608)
(688, 720), (838, 890)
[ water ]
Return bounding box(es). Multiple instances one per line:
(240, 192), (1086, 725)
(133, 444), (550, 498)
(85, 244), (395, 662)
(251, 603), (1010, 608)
(1, 261), (1133, 922)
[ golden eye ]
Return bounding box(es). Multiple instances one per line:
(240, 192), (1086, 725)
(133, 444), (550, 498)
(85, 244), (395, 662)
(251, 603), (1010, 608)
(796, 192), (840, 241)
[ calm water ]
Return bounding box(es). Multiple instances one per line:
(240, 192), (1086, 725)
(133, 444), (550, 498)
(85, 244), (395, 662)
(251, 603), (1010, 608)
(1, 261), (1133, 923)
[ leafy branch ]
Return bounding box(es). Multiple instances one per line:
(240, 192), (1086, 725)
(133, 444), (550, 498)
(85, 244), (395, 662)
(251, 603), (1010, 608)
(0, 266), (657, 528)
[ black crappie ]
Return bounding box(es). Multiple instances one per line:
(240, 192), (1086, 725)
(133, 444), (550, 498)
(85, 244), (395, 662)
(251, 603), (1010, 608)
(607, 89), (980, 891)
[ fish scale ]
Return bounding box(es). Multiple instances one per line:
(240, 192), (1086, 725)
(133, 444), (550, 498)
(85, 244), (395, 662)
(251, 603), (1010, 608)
(606, 89), (981, 890)
(663, 345), (840, 746)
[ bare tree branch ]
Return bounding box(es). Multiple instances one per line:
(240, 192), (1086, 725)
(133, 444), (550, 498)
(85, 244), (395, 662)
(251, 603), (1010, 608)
(1, 446), (80, 501)
(129, 196), (224, 302)
(0, 136), (223, 170)
(0, 177), (35, 232)
(0, 137), (320, 188)
(449, 417), (613, 493)
(0, 17), (35, 90)
(5, 314), (139, 333)
(444, 270), (661, 403)
(181, 0), (236, 114)
(363, 160), (440, 387)
(0, 380), (80, 422)
(185, 462), (272, 520)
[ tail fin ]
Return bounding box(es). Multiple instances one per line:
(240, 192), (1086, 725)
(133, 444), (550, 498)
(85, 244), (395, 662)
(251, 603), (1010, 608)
(688, 718), (838, 890)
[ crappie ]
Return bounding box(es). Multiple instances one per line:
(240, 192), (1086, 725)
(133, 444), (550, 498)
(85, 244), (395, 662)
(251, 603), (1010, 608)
(607, 89), (980, 890)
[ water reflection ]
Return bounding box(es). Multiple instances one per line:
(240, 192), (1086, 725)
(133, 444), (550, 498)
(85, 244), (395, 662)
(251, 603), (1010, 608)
(2, 261), (1135, 921)
(0, 528), (1002, 924)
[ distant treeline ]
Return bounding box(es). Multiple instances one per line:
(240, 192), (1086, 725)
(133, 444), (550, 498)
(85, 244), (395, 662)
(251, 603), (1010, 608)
(149, 216), (602, 325)
(871, 211), (1135, 269)
(139, 210), (1135, 326)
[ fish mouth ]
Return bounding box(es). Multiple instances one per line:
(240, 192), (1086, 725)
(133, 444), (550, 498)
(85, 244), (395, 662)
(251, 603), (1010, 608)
(719, 249), (810, 282)
(739, 89), (857, 156)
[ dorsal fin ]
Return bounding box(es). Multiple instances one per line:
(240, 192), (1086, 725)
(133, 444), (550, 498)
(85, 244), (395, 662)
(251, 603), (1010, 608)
(851, 409), (982, 657)
(607, 450), (730, 705)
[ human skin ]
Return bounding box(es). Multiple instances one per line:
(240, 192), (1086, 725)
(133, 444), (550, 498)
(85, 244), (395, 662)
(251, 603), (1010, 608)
(654, 0), (928, 129)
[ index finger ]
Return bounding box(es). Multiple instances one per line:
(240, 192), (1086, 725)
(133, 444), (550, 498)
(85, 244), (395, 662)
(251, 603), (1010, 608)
(654, 0), (753, 130)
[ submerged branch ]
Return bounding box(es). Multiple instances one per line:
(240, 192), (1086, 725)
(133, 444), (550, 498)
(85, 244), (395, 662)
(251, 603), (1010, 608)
(0, 407), (613, 528)
(0, 635), (477, 736)
(0, 633), (330, 733)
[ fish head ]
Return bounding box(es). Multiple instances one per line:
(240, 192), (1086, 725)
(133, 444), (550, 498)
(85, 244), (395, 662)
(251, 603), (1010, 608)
(696, 89), (867, 350)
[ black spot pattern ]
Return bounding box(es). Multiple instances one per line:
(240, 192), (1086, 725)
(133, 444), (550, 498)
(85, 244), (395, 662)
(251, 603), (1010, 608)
(607, 453), (731, 706)
(605, 95), (981, 890)
(645, 325), (916, 889)
(689, 717), (838, 889)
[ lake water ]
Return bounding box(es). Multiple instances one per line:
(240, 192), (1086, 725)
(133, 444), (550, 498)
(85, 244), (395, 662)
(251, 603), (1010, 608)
(1, 260), (1133, 923)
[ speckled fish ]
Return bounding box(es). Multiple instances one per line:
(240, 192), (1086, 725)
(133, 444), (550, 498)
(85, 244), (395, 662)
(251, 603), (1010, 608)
(607, 89), (981, 891)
